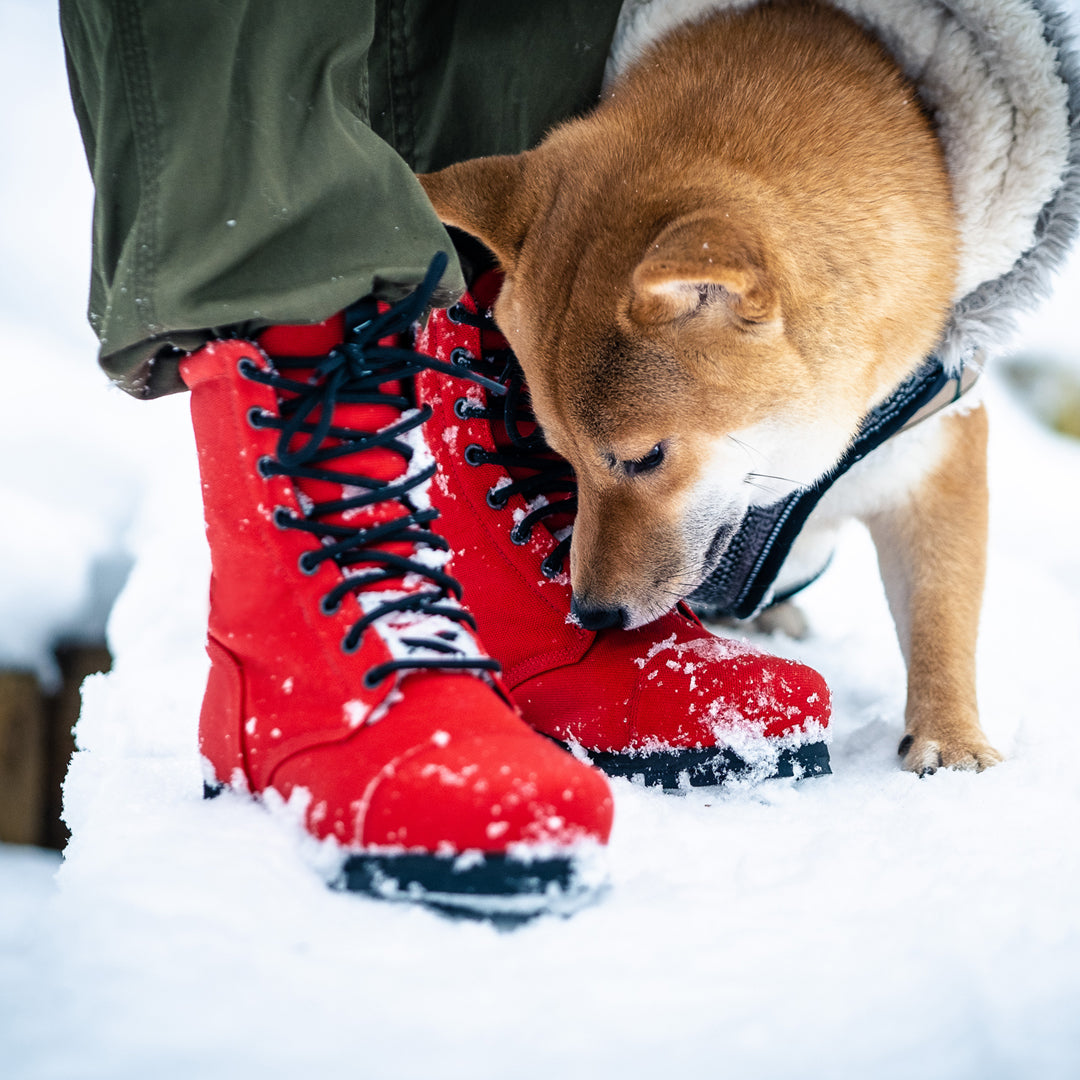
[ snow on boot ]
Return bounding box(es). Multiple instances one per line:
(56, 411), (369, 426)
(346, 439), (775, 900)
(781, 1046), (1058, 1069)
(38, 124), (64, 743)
(415, 270), (831, 788)
(180, 255), (613, 916)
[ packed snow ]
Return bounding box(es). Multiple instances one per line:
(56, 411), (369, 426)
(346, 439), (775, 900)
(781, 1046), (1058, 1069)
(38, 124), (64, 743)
(2, 3), (1079, 1078)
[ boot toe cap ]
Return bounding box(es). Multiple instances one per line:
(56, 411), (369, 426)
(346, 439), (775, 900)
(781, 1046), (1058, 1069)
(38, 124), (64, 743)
(270, 714), (613, 855)
(361, 732), (613, 852)
(513, 618), (831, 754)
(631, 647), (831, 747)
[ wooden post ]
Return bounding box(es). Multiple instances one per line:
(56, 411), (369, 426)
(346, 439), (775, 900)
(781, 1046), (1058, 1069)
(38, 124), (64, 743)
(0, 644), (112, 849)
(0, 670), (47, 845)
(43, 645), (113, 850)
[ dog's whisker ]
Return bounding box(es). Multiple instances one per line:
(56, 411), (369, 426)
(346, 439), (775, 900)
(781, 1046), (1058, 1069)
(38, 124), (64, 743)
(743, 478), (785, 498)
(728, 435), (768, 471)
(746, 471), (803, 487)
(650, 583), (699, 602)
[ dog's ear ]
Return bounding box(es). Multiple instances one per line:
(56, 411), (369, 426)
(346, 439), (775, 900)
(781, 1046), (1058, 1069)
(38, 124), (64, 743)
(630, 214), (779, 327)
(418, 155), (534, 271)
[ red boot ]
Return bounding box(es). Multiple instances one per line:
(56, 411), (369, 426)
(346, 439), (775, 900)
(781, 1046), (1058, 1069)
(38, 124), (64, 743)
(415, 270), (831, 787)
(181, 257), (612, 914)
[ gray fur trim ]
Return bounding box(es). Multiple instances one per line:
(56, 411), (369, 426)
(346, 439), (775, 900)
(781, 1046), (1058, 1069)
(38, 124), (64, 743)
(937, 1), (1080, 371)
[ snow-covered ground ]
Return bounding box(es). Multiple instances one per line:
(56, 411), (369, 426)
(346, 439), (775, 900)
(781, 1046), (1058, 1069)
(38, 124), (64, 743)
(2, 3), (1079, 1078)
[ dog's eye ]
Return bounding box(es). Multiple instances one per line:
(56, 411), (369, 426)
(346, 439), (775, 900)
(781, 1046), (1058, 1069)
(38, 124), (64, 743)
(622, 443), (666, 477)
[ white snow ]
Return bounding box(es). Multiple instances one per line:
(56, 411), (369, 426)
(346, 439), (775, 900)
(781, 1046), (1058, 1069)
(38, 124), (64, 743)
(2, 2), (1080, 1079)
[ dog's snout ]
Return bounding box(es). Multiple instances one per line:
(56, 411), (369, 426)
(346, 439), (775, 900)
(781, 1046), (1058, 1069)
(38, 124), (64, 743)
(571, 596), (628, 631)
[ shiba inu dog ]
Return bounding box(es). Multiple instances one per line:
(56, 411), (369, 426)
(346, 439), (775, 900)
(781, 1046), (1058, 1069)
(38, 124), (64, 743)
(418, 0), (1004, 774)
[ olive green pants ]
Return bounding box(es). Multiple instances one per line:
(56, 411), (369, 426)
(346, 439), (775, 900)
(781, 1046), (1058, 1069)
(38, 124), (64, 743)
(60, 1), (621, 397)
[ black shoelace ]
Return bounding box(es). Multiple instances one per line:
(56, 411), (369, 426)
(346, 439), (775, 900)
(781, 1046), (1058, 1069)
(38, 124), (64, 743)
(239, 252), (507, 688)
(447, 301), (577, 578)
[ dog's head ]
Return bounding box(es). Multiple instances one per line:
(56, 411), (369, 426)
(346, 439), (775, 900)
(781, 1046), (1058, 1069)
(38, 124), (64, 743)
(419, 118), (954, 628)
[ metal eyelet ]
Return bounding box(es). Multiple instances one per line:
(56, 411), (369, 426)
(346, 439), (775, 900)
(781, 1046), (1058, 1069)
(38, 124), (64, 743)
(540, 556), (561, 579)
(463, 443), (486, 466)
(453, 397), (473, 420)
(450, 346), (474, 367)
(272, 507), (293, 530)
(256, 456), (276, 479)
(298, 552), (319, 575)
(246, 406), (267, 428)
(509, 524), (530, 546)
(486, 488), (509, 510)
(446, 304), (466, 325)
(237, 357), (259, 378)
(319, 594), (340, 616)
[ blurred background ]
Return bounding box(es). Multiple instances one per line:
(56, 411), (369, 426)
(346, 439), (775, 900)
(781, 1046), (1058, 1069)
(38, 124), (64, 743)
(0, 1), (189, 850)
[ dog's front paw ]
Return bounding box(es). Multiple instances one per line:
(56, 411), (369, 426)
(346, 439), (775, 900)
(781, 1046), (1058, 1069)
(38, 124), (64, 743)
(897, 732), (1003, 776)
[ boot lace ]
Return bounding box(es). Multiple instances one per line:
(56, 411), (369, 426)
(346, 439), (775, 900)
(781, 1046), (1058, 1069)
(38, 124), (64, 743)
(446, 301), (577, 579)
(239, 253), (508, 688)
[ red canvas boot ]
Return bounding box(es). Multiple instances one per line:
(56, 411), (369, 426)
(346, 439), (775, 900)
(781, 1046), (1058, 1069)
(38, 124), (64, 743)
(180, 255), (612, 915)
(415, 268), (831, 788)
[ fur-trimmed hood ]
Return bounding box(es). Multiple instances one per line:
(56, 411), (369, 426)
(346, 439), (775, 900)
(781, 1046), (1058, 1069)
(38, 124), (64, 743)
(604, 0), (1080, 372)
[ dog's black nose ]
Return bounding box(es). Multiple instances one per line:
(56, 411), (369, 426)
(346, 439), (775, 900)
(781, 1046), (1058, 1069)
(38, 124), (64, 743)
(571, 596), (627, 631)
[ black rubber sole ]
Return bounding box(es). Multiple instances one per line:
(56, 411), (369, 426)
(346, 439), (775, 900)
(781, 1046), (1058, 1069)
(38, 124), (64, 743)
(204, 781), (599, 921)
(340, 851), (600, 922)
(578, 740), (831, 789)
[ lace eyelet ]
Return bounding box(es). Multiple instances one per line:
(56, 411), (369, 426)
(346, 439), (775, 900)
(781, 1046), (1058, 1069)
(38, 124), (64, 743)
(509, 524), (530, 545)
(446, 304), (466, 325)
(272, 507), (293, 529)
(540, 557), (561, 579)
(463, 443), (486, 466)
(319, 594), (340, 616)
(247, 406), (268, 428)
(450, 346), (474, 368)
(256, 455), (276, 479)
(237, 357), (259, 379)
(453, 397), (473, 420)
(298, 552), (319, 575)
(486, 488), (509, 510)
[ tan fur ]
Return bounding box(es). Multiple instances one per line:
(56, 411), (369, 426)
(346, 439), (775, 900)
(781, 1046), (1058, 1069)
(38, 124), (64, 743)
(867, 406), (1002, 772)
(420, 0), (1001, 773)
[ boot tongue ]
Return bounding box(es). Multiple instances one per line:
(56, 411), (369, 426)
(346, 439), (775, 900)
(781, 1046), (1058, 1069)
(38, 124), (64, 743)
(471, 269), (504, 315)
(257, 317), (422, 586)
(470, 272), (577, 541)
(260, 316), (346, 357)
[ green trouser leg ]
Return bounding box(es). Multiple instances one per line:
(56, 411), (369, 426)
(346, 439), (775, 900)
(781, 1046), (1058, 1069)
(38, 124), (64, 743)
(59, 0), (621, 399)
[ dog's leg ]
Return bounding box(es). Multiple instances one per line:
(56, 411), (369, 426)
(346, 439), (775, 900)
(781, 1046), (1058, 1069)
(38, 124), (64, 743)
(865, 405), (1002, 774)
